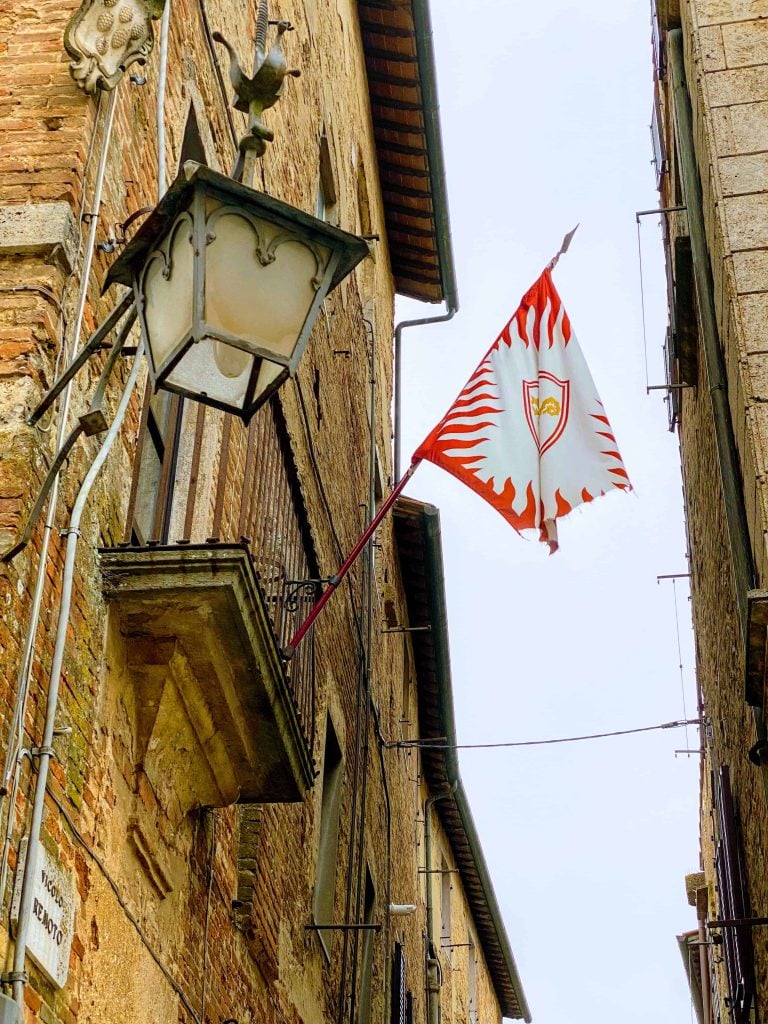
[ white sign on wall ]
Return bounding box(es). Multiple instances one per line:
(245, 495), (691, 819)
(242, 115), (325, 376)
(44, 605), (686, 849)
(11, 837), (75, 989)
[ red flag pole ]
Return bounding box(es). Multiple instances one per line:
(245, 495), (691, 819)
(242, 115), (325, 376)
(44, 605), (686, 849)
(283, 459), (422, 658)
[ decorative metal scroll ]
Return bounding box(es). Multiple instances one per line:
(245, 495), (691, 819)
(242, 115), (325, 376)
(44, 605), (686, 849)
(64, 0), (166, 94)
(206, 206), (327, 289)
(212, 0), (300, 166)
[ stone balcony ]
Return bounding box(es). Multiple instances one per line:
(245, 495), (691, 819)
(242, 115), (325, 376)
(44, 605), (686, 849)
(100, 543), (315, 814)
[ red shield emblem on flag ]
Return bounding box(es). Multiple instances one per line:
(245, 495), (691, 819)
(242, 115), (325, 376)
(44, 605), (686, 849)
(523, 371), (570, 455)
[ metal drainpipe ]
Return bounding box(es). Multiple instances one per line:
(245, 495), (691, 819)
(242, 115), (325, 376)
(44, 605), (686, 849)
(423, 784), (456, 1024)
(393, 0), (458, 483)
(393, 308), (456, 484)
(156, 0), (171, 202)
(11, 341), (145, 1005)
(0, 88), (119, 904)
(667, 30), (768, 765)
(347, 321), (378, 1024)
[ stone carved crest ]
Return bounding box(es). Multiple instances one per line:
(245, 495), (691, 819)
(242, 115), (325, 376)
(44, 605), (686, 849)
(64, 0), (166, 94)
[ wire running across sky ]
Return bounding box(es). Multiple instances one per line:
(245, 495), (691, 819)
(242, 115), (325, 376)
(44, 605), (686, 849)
(391, 718), (703, 751)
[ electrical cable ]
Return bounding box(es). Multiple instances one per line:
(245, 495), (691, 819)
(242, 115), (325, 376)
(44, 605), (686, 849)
(392, 718), (702, 751)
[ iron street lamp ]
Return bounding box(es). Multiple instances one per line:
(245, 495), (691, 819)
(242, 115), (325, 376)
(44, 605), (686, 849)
(105, 161), (370, 421)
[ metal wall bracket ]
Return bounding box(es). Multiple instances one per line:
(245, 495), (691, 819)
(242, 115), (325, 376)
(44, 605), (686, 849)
(1, 299), (139, 563)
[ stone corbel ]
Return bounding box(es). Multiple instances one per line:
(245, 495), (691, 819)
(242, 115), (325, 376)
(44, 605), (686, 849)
(64, 0), (166, 94)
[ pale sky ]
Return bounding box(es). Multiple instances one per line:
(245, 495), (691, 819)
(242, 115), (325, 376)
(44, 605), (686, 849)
(396, 2), (700, 1022)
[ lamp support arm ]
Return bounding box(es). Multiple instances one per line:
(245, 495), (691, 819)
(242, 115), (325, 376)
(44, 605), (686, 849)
(3, 304), (139, 562)
(28, 292), (135, 427)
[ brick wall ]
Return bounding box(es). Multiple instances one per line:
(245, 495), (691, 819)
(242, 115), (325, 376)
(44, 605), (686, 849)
(0, 5), (509, 1024)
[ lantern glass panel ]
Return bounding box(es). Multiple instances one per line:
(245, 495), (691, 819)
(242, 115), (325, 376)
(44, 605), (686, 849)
(164, 335), (257, 410)
(142, 217), (194, 370)
(255, 359), (284, 396)
(204, 205), (330, 361)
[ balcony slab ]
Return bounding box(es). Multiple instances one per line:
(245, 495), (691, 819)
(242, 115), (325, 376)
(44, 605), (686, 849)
(100, 544), (314, 810)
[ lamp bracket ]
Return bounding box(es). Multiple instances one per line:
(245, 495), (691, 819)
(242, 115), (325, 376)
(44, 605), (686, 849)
(28, 291), (135, 427)
(2, 301), (139, 563)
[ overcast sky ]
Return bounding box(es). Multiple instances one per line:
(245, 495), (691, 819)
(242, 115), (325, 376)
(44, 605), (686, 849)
(396, 2), (700, 1022)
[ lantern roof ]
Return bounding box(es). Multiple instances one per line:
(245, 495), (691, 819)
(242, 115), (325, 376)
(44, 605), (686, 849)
(104, 161), (370, 294)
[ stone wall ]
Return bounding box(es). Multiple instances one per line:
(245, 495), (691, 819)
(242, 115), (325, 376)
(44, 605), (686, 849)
(657, 0), (768, 1018)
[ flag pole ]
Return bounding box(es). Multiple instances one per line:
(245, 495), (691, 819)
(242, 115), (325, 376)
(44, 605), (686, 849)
(546, 224), (579, 272)
(283, 459), (422, 658)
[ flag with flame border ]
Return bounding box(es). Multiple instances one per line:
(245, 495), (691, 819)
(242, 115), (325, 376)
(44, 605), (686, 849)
(413, 269), (630, 551)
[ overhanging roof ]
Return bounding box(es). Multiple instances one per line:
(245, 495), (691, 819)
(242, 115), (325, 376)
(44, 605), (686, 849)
(357, 0), (458, 309)
(393, 497), (531, 1022)
(677, 931), (705, 1024)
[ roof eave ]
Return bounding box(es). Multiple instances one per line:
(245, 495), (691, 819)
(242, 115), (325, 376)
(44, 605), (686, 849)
(410, 0), (458, 312)
(357, 0), (458, 311)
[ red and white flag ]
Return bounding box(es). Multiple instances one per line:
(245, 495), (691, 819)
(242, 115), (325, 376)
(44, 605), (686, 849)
(413, 268), (630, 551)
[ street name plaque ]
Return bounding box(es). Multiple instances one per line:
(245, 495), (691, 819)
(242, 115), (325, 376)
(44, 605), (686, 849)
(11, 837), (75, 988)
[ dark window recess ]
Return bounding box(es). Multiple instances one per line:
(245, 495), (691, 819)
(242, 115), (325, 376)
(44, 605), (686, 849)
(405, 992), (413, 1024)
(662, 229), (698, 432)
(714, 765), (755, 1024)
(313, 715), (344, 951)
(316, 128), (338, 225)
(651, 9), (665, 80)
(391, 943), (407, 1024)
(357, 868), (377, 1024)
(651, 88), (667, 188)
(313, 367), (322, 427)
(672, 235), (698, 385)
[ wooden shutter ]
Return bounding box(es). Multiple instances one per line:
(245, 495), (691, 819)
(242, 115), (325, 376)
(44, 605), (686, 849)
(714, 765), (754, 1024)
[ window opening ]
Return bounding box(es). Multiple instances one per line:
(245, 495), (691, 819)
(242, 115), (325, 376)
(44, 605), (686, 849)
(357, 160), (372, 237)
(313, 367), (322, 426)
(468, 935), (478, 1024)
(440, 854), (451, 951)
(357, 867), (377, 1024)
(313, 715), (344, 954)
(317, 128), (338, 225)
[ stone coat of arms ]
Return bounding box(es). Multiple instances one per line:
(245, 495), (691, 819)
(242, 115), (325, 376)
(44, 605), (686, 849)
(64, 0), (166, 94)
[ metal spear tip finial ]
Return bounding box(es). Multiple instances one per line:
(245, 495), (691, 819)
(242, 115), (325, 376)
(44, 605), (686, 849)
(212, 10), (300, 169)
(546, 224), (579, 272)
